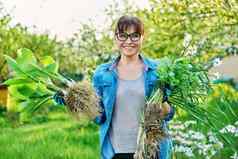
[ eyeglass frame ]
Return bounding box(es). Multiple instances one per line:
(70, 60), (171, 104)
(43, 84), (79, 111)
(115, 32), (142, 42)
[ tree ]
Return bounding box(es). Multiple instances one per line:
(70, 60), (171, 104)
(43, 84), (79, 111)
(135, 0), (238, 62)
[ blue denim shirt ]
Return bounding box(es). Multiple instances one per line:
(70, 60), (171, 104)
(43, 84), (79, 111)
(92, 54), (175, 159)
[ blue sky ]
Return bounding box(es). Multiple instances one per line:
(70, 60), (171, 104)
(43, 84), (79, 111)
(2, 0), (149, 40)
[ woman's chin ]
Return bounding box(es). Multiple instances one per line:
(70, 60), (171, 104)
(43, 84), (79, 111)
(121, 51), (138, 57)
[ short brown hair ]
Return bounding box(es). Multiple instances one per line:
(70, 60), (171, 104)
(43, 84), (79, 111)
(115, 15), (144, 35)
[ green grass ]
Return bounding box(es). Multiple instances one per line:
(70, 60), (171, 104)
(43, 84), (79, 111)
(0, 111), (100, 159)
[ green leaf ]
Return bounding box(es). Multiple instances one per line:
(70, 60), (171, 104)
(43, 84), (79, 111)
(17, 84), (37, 97)
(4, 55), (40, 83)
(4, 55), (23, 74)
(40, 56), (59, 73)
(40, 56), (55, 66)
(8, 85), (28, 100)
(30, 63), (61, 81)
(21, 96), (52, 114)
(16, 48), (37, 71)
(3, 78), (33, 85)
(44, 63), (59, 74)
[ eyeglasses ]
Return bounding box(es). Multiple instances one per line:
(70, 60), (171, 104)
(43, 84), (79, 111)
(115, 32), (141, 42)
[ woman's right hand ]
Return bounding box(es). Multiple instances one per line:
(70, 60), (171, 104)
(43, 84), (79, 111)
(53, 91), (66, 105)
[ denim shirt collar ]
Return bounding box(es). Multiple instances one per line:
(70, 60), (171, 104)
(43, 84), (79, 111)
(108, 53), (157, 72)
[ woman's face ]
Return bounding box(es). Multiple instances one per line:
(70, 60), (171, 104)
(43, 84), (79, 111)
(115, 26), (143, 57)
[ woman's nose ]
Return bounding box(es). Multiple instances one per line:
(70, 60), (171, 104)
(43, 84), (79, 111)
(124, 37), (133, 43)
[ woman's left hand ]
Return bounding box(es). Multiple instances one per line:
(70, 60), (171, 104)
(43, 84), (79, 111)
(159, 101), (171, 118)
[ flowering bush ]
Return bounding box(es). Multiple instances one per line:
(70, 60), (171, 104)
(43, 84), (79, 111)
(169, 120), (238, 159)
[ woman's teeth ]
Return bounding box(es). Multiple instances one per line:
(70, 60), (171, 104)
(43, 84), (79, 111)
(123, 46), (134, 48)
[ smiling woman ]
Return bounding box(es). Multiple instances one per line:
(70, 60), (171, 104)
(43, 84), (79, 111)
(114, 16), (144, 59)
(92, 15), (174, 159)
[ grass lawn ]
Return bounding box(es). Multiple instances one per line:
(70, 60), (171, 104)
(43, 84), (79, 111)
(0, 111), (100, 159)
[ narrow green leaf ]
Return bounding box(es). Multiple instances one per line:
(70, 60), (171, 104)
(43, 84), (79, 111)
(3, 78), (33, 85)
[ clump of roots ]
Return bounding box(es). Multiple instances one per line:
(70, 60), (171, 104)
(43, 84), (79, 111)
(64, 80), (102, 120)
(134, 103), (167, 159)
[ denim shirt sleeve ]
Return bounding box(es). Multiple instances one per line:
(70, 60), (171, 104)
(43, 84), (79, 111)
(92, 67), (106, 125)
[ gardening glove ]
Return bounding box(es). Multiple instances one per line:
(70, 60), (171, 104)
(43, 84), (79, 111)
(53, 91), (66, 105)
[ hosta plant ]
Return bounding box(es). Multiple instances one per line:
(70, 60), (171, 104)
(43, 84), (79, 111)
(3, 48), (101, 121)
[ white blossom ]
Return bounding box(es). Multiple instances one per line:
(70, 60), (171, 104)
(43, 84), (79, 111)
(183, 33), (192, 48)
(149, 28), (155, 33)
(184, 147), (194, 157)
(175, 145), (194, 157)
(217, 141), (224, 149)
(168, 7), (174, 12)
(191, 132), (205, 140)
(171, 124), (185, 130)
(213, 72), (221, 80)
(184, 120), (196, 127)
(234, 121), (238, 126)
(231, 152), (238, 159)
(160, 8), (165, 14)
(212, 57), (222, 67)
(210, 150), (217, 156)
(170, 121), (224, 158)
(208, 133), (219, 143)
(220, 125), (236, 134)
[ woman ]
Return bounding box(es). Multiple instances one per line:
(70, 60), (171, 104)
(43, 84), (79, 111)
(92, 15), (175, 159)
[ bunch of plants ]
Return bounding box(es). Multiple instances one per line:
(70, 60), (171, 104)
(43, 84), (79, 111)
(3, 48), (102, 122)
(134, 55), (235, 159)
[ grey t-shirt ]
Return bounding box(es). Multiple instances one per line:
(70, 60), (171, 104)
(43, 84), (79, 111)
(109, 74), (145, 153)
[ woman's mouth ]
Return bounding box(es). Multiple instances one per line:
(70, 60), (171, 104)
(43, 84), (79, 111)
(122, 46), (136, 49)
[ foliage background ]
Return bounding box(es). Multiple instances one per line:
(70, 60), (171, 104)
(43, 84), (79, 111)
(0, 0), (238, 159)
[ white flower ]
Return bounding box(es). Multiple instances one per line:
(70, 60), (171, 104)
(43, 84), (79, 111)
(183, 33), (192, 48)
(231, 152), (238, 159)
(191, 132), (205, 140)
(198, 149), (202, 155)
(186, 45), (198, 56)
(196, 142), (205, 149)
(175, 145), (194, 157)
(220, 125), (236, 134)
(205, 156), (211, 159)
(208, 134), (219, 143)
(174, 145), (186, 152)
(213, 72), (220, 80)
(191, 2), (199, 8)
(167, 0), (173, 4)
(210, 150), (217, 156)
(235, 128), (238, 137)
(149, 28), (155, 33)
(203, 144), (212, 153)
(188, 130), (195, 135)
(182, 133), (190, 139)
(175, 136), (186, 143)
(160, 8), (165, 14)
(168, 7), (174, 12)
(212, 57), (222, 67)
(172, 124), (185, 130)
(217, 141), (224, 149)
(184, 120), (196, 127)
(234, 121), (238, 126)
(184, 147), (194, 157)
